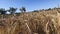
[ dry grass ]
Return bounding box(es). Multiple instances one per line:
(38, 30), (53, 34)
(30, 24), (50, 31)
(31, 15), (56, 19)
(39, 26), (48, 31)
(0, 9), (60, 34)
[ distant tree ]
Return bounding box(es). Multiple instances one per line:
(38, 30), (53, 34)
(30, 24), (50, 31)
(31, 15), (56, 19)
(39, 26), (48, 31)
(0, 8), (7, 14)
(20, 7), (26, 13)
(48, 8), (51, 10)
(33, 10), (38, 12)
(8, 7), (17, 14)
(42, 9), (44, 10)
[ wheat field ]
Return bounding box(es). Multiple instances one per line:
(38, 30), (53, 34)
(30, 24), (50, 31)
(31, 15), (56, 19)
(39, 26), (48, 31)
(0, 8), (60, 34)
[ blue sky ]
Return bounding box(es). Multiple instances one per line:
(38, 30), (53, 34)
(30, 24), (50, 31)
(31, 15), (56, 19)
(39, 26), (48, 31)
(0, 0), (60, 12)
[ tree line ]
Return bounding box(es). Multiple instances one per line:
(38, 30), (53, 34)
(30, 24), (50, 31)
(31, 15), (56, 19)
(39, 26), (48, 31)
(0, 7), (26, 14)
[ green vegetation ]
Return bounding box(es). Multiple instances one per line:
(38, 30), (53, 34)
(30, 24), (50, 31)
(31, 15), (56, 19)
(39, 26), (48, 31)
(7, 7), (17, 14)
(20, 7), (26, 13)
(0, 7), (26, 14)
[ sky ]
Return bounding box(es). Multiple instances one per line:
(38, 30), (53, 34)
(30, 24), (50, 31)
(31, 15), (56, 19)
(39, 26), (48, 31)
(0, 0), (60, 12)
